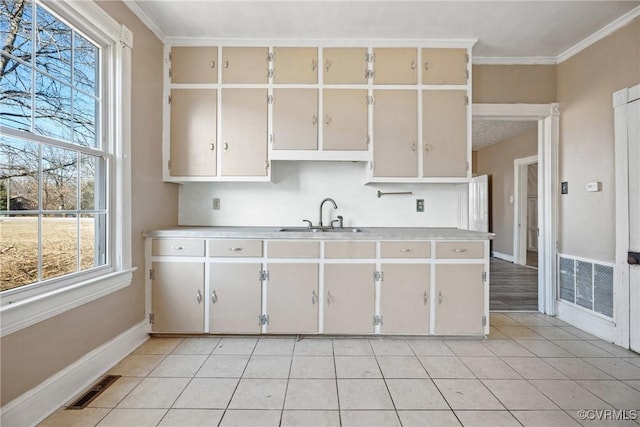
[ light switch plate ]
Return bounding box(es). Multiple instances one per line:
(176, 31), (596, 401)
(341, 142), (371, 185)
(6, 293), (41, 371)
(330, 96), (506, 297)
(586, 182), (601, 192)
(213, 198), (221, 210)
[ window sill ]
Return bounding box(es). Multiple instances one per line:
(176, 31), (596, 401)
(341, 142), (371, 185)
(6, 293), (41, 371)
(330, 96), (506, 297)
(0, 268), (136, 337)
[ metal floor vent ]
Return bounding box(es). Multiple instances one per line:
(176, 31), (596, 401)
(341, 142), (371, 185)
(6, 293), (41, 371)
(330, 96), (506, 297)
(67, 375), (121, 410)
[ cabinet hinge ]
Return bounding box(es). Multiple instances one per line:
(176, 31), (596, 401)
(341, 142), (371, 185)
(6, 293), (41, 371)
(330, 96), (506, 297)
(365, 70), (375, 80)
(374, 271), (383, 281)
(366, 52), (375, 63)
(265, 160), (270, 171)
(260, 270), (269, 281)
(465, 69), (469, 80)
(168, 52), (172, 62)
(465, 95), (469, 106)
(149, 313), (155, 324)
(482, 315), (487, 326)
(168, 68), (172, 79)
(267, 95), (274, 104)
(482, 271), (487, 282)
(259, 314), (270, 325)
(149, 269), (155, 280)
(267, 52), (275, 62)
(373, 315), (383, 326)
(465, 53), (469, 63)
(168, 95), (171, 105)
(267, 69), (274, 79)
(367, 95), (375, 105)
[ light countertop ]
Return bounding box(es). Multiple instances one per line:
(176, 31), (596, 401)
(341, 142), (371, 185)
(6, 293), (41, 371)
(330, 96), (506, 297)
(143, 226), (494, 241)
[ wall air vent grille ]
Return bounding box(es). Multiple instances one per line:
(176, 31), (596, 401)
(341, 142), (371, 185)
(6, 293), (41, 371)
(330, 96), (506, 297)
(558, 254), (614, 319)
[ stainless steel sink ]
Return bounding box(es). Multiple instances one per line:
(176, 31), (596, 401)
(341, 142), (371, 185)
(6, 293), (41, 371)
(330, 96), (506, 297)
(278, 227), (364, 233)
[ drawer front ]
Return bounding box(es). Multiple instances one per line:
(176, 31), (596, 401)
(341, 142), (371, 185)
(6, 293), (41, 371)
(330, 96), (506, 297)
(324, 241), (376, 258)
(151, 239), (205, 257)
(209, 239), (263, 257)
(380, 241), (431, 258)
(267, 241), (320, 258)
(435, 241), (484, 259)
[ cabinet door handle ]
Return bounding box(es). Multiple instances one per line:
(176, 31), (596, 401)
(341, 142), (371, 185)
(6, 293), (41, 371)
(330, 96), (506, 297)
(224, 60), (229, 69)
(311, 290), (317, 305)
(424, 143), (432, 152)
(452, 248), (467, 253)
(211, 60), (216, 69)
(411, 60), (416, 70)
(224, 142), (229, 151)
(324, 115), (332, 126)
(311, 59), (317, 71)
(312, 115), (318, 126)
(209, 142), (215, 151)
(423, 291), (429, 305)
(424, 61), (430, 71)
(326, 291), (334, 305)
(399, 248), (413, 253)
(171, 246), (184, 251)
(196, 289), (202, 303)
(228, 247), (243, 252)
(411, 141), (416, 152)
(212, 290), (218, 303)
(438, 291), (443, 305)
(325, 59), (332, 72)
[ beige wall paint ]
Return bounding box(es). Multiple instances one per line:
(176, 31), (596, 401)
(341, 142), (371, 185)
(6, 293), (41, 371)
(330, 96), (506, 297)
(475, 129), (537, 256)
(473, 64), (557, 104)
(558, 18), (640, 262)
(0, 1), (178, 406)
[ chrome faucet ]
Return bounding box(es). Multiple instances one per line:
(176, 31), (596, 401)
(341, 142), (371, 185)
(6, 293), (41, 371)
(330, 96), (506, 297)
(319, 198), (337, 228)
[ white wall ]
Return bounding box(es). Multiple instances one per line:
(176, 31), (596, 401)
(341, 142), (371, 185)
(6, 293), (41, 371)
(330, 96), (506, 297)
(179, 161), (463, 227)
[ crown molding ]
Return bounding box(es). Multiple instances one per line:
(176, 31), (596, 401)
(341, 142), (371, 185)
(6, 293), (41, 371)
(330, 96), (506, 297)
(472, 56), (557, 65)
(122, 0), (165, 43)
(557, 5), (640, 64)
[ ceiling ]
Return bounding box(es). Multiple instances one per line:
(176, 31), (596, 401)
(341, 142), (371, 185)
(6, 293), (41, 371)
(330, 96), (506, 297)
(126, 1), (638, 150)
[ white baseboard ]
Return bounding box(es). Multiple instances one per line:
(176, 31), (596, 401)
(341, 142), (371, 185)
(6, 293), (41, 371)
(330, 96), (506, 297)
(1, 322), (148, 427)
(491, 251), (514, 263)
(556, 300), (615, 342)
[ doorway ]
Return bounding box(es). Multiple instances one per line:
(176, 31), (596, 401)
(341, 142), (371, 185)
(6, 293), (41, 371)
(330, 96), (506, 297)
(472, 104), (559, 316)
(514, 155), (538, 269)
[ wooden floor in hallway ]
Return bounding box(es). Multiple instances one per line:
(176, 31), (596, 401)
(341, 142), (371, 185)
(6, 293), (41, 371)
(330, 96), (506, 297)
(490, 257), (538, 311)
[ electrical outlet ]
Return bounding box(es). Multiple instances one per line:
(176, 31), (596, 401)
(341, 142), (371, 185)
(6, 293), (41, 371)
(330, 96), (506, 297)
(416, 199), (424, 212)
(561, 182), (568, 195)
(212, 198), (221, 210)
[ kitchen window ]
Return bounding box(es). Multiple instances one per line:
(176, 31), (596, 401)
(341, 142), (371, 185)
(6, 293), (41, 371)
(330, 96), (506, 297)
(0, 0), (133, 335)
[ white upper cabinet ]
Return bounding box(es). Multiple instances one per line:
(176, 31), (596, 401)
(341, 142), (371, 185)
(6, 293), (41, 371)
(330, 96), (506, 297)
(221, 47), (269, 83)
(273, 47), (318, 84)
(323, 48), (368, 84)
(373, 48), (417, 85)
(422, 48), (468, 85)
(170, 46), (218, 84)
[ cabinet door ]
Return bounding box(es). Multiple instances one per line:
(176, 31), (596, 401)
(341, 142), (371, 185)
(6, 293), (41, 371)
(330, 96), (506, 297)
(380, 264), (430, 334)
(267, 263), (319, 334)
(373, 48), (417, 85)
(170, 89), (217, 177)
(170, 46), (217, 83)
(273, 47), (318, 84)
(422, 48), (468, 85)
(323, 48), (368, 84)
(210, 263), (262, 334)
(422, 90), (468, 177)
(373, 90), (418, 177)
(434, 264), (484, 334)
(221, 47), (268, 83)
(272, 89), (318, 150)
(323, 264), (375, 334)
(323, 89), (368, 151)
(151, 262), (204, 333)
(221, 89), (268, 176)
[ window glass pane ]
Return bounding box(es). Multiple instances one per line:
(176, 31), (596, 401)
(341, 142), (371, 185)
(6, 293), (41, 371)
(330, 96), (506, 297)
(41, 144), (77, 210)
(41, 213), (77, 280)
(35, 71), (71, 140)
(80, 213), (106, 270)
(35, 4), (71, 84)
(73, 32), (98, 95)
(0, 0), (33, 63)
(73, 89), (97, 147)
(1, 136), (39, 210)
(0, 56), (32, 131)
(0, 215), (39, 291)
(79, 154), (105, 210)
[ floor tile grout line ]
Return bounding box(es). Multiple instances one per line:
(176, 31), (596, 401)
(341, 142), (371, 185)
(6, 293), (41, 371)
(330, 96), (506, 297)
(331, 338), (343, 427)
(217, 337), (258, 426)
(369, 338), (403, 426)
(278, 337), (297, 426)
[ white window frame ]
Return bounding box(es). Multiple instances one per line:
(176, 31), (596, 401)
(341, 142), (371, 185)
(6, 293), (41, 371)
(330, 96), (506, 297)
(0, 0), (134, 337)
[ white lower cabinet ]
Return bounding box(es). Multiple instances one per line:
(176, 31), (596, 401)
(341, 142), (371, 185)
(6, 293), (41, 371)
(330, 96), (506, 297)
(434, 264), (485, 334)
(209, 263), (263, 334)
(266, 263), (319, 334)
(380, 264), (430, 334)
(323, 263), (376, 334)
(151, 261), (204, 333)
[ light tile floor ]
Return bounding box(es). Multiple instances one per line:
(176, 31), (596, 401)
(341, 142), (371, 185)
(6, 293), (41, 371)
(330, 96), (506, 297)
(40, 313), (640, 427)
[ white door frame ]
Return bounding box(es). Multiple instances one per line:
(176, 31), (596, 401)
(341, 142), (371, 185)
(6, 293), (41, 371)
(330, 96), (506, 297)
(473, 103), (559, 315)
(613, 84), (640, 350)
(513, 155), (538, 266)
